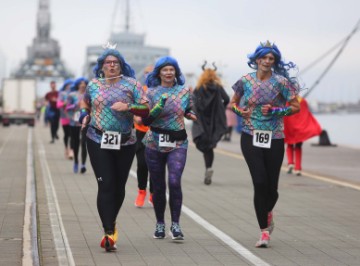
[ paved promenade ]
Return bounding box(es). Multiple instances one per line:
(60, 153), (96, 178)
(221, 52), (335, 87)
(0, 124), (360, 265)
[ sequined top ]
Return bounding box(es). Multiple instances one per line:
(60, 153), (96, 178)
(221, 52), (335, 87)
(83, 76), (144, 145)
(66, 91), (84, 127)
(232, 72), (298, 139)
(143, 84), (193, 152)
(57, 90), (71, 125)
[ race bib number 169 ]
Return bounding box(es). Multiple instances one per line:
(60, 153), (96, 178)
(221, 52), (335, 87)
(253, 130), (272, 148)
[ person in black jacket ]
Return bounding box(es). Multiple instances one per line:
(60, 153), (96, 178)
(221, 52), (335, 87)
(192, 61), (229, 185)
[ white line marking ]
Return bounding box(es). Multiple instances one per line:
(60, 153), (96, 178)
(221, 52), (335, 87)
(294, 172), (360, 191)
(37, 136), (75, 266)
(129, 170), (270, 266)
(23, 129), (40, 266)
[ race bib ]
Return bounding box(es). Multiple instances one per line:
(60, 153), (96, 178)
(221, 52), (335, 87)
(253, 130), (272, 148)
(159, 134), (176, 148)
(101, 131), (121, 150)
(73, 111), (80, 122)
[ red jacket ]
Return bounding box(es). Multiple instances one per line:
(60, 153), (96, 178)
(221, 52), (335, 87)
(284, 97), (322, 144)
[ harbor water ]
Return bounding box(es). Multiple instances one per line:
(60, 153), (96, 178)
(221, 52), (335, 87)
(313, 113), (360, 149)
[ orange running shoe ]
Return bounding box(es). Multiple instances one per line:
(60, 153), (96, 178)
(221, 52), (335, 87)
(100, 234), (117, 252)
(113, 227), (118, 243)
(135, 189), (146, 207)
(148, 193), (153, 206)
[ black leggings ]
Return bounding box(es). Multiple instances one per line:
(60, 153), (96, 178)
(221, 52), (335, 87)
(203, 149), (214, 169)
(70, 126), (87, 164)
(241, 133), (284, 229)
(49, 109), (60, 140)
(87, 138), (136, 233)
(135, 130), (152, 192)
(62, 125), (72, 148)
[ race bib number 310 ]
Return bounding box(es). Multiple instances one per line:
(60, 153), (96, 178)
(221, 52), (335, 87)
(159, 134), (176, 148)
(101, 131), (121, 150)
(253, 130), (272, 148)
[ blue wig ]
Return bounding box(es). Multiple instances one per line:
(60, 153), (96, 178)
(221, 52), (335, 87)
(60, 79), (73, 91)
(71, 77), (89, 92)
(145, 56), (185, 87)
(93, 49), (135, 78)
(247, 41), (296, 80)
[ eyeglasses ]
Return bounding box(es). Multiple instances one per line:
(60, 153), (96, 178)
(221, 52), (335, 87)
(104, 60), (120, 66)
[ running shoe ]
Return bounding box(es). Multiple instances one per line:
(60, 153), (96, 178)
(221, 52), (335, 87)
(153, 223), (165, 239)
(68, 149), (74, 160)
(267, 212), (274, 234)
(204, 168), (213, 185)
(287, 164), (294, 174)
(80, 165), (86, 174)
(135, 189), (146, 207)
(148, 193), (153, 206)
(169, 222), (184, 240)
(294, 170), (302, 176)
(100, 233), (117, 252)
(113, 227), (118, 243)
(255, 231), (270, 248)
(73, 163), (78, 173)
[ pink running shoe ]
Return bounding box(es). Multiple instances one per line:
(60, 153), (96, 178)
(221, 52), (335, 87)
(267, 211), (274, 234)
(255, 231), (270, 248)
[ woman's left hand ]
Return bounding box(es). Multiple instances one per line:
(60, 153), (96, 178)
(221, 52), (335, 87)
(185, 113), (197, 121)
(261, 104), (272, 116)
(111, 101), (129, 112)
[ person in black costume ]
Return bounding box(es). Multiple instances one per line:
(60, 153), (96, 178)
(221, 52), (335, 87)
(192, 61), (229, 185)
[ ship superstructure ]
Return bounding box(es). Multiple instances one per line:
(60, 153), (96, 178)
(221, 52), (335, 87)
(83, 0), (169, 80)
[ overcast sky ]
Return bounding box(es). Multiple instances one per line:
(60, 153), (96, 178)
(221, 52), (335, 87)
(1, 0), (359, 103)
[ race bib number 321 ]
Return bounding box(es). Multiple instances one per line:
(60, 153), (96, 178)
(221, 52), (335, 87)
(101, 131), (121, 150)
(253, 130), (272, 148)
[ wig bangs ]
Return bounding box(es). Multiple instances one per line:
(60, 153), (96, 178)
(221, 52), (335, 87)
(93, 49), (135, 78)
(146, 56), (185, 87)
(72, 77), (89, 91)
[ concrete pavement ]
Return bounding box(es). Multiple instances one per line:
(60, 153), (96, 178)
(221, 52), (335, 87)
(1, 124), (360, 265)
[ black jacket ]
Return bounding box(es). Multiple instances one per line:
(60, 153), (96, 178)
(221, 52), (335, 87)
(192, 83), (229, 152)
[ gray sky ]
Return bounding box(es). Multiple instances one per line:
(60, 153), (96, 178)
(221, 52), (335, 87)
(1, 0), (359, 103)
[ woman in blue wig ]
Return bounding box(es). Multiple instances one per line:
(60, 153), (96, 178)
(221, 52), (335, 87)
(79, 44), (149, 252)
(230, 41), (300, 248)
(57, 79), (74, 159)
(66, 77), (89, 174)
(142, 56), (197, 241)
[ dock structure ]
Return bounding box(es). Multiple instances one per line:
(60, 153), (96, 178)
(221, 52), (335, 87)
(12, 0), (73, 96)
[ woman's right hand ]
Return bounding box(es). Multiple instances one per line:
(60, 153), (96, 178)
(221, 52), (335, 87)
(81, 115), (90, 131)
(111, 101), (128, 112)
(241, 107), (251, 119)
(134, 115), (143, 125)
